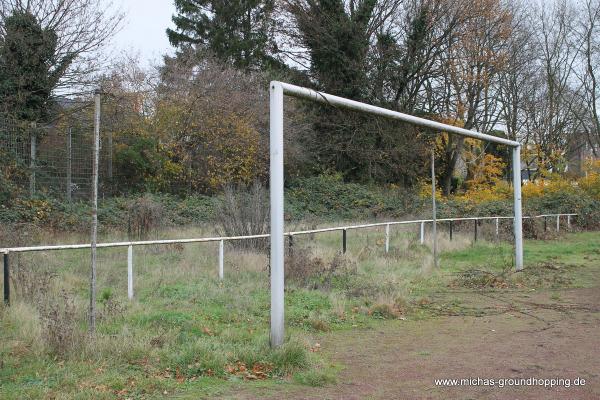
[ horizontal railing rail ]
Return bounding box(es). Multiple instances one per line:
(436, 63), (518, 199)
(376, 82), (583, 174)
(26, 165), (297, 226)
(0, 213), (578, 254)
(1, 212), (578, 305)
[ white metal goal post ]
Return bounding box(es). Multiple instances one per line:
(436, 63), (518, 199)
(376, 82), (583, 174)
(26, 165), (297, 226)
(269, 81), (524, 347)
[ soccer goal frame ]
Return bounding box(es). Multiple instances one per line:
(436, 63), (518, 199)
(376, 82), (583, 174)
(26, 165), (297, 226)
(269, 81), (523, 347)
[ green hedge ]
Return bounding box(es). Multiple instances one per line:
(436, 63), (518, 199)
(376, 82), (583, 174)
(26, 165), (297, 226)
(0, 174), (598, 232)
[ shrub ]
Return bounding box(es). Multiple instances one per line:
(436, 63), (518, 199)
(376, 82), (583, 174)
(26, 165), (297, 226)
(36, 290), (80, 357)
(112, 135), (167, 193)
(127, 195), (165, 239)
(0, 148), (28, 205)
(285, 251), (326, 286)
(579, 160), (600, 200)
(12, 260), (56, 303)
(287, 173), (381, 220)
(286, 173), (416, 220)
(216, 182), (269, 251)
(286, 251), (356, 290)
(369, 303), (401, 319)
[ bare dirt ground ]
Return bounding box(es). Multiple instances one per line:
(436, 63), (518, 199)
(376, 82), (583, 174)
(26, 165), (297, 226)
(227, 285), (600, 400)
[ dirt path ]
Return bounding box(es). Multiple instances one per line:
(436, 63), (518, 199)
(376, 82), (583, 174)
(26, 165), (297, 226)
(228, 286), (600, 400)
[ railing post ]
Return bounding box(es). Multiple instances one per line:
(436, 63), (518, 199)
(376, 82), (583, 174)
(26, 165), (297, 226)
(556, 215), (560, 232)
(495, 218), (500, 240)
(342, 229), (347, 254)
(219, 240), (224, 280)
(385, 224), (390, 253)
(3, 253), (9, 306)
(544, 217), (547, 232)
(567, 215), (571, 230)
(127, 245), (134, 300)
(420, 222), (425, 245)
(449, 220), (453, 241)
(474, 219), (478, 242)
(288, 235), (294, 257)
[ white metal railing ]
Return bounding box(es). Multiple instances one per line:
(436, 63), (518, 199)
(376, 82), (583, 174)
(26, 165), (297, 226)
(1, 213), (578, 305)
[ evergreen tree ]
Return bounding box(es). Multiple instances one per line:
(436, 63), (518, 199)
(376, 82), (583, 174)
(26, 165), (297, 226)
(0, 11), (72, 122)
(289, 0), (376, 100)
(167, 0), (278, 70)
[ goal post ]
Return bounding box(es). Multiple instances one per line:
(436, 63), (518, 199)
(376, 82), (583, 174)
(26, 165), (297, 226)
(268, 81), (523, 347)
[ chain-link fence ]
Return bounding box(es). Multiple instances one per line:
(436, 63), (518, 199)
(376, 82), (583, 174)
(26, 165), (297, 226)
(0, 99), (124, 201)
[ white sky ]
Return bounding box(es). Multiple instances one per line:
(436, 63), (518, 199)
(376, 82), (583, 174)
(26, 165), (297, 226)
(106, 0), (177, 66)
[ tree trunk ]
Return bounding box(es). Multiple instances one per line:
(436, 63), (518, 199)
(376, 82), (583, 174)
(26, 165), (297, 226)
(441, 136), (465, 195)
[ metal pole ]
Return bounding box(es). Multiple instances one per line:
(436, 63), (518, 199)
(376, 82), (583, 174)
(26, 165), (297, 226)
(342, 229), (347, 254)
(29, 127), (36, 197)
(89, 90), (101, 333)
(67, 127), (72, 202)
(513, 146), (524, 271)
(218, 240), (224, 280)
(269, 82), (285, 348)
(385, 224), (390, 253)
(495, 218), (500, 240)
(544, 217), (547, 232)
(556, 216), (560, 232)
(474, 219), (478, 242)
(420, 221), (425, 245)
(278, 82), (520, 147)
(127, 245), (133, 299)
(288, 235), (294, 257)
(108, 130), (113, 180)
(431, 150), (438, 268)
(449, 220), (453, 241)
(3, 253), (9, 306)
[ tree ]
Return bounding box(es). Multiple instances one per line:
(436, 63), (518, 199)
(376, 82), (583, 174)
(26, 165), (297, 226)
(574, 0), (600, 156)
(373, 0), (465, 113)
(497, 2), (537, 143)
(154, 54), (271, 193)
(283, 0), (434, 185)
(518, 0), (583, 177)
(0, 10), (68, 121)
(286, 0), (378, 99)
(0, 0), (123, 92)
(434, 0), (513, 194)
(167, 0), (278, 70)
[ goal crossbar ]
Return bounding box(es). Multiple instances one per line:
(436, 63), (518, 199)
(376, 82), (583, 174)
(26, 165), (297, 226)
(269, 81), (524, 347)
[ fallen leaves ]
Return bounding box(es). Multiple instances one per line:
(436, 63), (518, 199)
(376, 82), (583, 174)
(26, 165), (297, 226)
(225, 361), (273, 380)
(175, 367), (185, 384)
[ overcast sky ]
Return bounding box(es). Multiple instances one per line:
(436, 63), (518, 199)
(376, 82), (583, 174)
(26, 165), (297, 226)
(107, 0), (177, 66)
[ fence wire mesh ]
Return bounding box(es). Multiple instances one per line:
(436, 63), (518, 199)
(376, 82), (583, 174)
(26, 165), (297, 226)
(0, 95), (153, 201)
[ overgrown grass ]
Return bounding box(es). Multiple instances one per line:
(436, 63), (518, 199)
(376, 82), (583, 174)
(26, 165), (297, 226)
(1, 221), (599, 398)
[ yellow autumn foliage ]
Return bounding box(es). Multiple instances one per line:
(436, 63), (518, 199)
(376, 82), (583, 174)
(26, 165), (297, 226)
(578, 159), (600, 200)
(418, 180), (443, 201)
(521, 174), (577, 199)
(452, 161), (600, 205)
(151, 98), (267, 193)
(201, 113), (266, 190)
(455, 180), (513, 203)
(454, 148), (511, 204)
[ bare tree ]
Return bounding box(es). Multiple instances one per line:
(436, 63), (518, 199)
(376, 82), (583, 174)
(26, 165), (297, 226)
(519, 0), (583, 175)
(0, 0), (124, 93)
(434, 0), (513, 194)
(381, 0), (467, 113)
(497, 1), (537, 142)
(574, 0), (600, 156)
